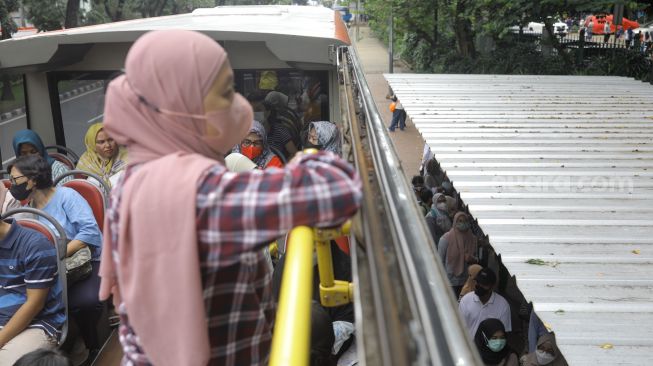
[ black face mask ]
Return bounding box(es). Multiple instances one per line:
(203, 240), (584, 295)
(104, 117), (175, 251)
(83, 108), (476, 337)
(474, 284), (490, 298)
(304, 142), (323, 150)
(9, 181), (32, 201)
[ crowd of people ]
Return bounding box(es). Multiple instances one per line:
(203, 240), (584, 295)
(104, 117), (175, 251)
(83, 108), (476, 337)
(415, 145), (569, 366)
(0, 29), (361, 366)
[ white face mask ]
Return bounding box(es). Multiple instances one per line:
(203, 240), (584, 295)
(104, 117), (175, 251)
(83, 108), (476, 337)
(535, 349), (556, 365)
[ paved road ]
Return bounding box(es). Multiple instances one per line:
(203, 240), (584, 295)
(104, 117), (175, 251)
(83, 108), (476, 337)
(0, 86), (104, 168)
(1, 114), (27, 166)
(354, 26), (424, 179)
(60, 87), (106, 155)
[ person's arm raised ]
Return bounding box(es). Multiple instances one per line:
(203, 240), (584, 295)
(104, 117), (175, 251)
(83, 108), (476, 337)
(197, 151), (361, 262)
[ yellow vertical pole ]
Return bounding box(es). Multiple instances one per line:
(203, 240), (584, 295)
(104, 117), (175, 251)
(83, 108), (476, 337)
(269, 226), (314, 366)
(315, 239), (335, 288)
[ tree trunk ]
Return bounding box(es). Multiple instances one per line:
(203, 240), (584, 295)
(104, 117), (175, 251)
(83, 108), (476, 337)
(453, 0), (475, 58)
(433, 0), (438, 48)
(454, 17), (475, 57)
(115, 0), (126, 21)
(543, 20), (572, 65)
(65, 0), (80, 28)
(156, 0), (169, 16)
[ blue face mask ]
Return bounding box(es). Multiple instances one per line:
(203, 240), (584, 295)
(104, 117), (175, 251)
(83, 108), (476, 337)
(487, 338), (506, 352)
(456, 221), (470, 232)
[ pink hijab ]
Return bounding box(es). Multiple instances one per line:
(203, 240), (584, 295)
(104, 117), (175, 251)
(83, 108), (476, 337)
(442, 212), (477, 276)
(99, 30), (252, 366)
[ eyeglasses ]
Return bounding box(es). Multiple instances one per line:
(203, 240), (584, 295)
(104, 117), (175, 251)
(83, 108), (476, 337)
(9, 175), (26, 185)
(242, 139), (264, 148)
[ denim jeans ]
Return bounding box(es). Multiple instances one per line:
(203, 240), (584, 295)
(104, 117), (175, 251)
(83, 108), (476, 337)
(389, 109), (406, 131)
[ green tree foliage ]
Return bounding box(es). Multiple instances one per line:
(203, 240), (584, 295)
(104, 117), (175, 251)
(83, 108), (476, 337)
(23, 0), (66, 31)
(21, 0), (298, 30)
(365, 0), (647, 75)
(0, 0), (18, 39)
(0, 0), (19, 101)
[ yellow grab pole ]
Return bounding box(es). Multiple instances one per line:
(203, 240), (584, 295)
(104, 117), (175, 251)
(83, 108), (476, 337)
(315, 239), (335, 287)
(269, 226), (314, 366)
(314, 222), (353, 307)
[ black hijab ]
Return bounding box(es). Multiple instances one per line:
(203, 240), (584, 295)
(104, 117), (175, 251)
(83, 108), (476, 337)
(473, 318), (511, 365)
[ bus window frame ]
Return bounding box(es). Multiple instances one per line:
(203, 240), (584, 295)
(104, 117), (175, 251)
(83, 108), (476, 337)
(47, 70), (119, 148)
(0, 73), (31, 169)
(233, 68), (331, 121)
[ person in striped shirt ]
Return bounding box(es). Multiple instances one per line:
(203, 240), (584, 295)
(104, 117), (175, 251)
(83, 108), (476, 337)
(0, 219), (64, 365)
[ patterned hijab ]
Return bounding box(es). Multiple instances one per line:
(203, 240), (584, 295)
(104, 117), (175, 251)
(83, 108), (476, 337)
(232, 120), (276, 169)
(76, 123), (127, 186)
(307, 121), (341, 155)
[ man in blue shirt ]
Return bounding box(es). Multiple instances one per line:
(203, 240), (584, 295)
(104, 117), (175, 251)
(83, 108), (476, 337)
(0, 218), (64, 364)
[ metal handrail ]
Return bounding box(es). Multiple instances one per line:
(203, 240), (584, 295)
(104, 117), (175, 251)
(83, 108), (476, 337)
(347, 45), (483, 365)
(269, 226), (314, 366)
(1, 208), (69, 347)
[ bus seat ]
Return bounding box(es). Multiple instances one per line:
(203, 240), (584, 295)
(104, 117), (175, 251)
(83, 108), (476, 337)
(17, 219), (56, 244)
(2, 179), (9, 189)
(45, 145), (80, 166)
(49, 152), (75, 170)
(62, 180), (105, 231)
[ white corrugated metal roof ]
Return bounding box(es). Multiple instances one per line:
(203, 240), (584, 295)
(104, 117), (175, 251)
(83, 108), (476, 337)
(385, 74), (653, 365)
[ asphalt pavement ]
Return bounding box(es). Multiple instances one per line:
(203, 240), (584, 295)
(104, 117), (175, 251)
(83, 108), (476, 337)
(0, 86), (104, 167)
(352, 25), (425, 180)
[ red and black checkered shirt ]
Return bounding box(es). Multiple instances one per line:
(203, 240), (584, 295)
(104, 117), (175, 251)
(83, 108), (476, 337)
(107, 151), (362, 365)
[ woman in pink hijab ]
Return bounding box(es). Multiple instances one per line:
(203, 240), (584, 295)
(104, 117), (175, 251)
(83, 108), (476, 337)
(438, 212), (478, 298)
(99, 30), (361, 366)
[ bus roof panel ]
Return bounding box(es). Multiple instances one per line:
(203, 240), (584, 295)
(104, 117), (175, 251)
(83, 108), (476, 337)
(0, 6), (349, 70)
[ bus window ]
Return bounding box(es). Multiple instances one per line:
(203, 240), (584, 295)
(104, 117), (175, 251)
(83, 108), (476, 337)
(235, 69), (330, 124)
(53, 73), (111, 156)
(0, 73), (27, 168)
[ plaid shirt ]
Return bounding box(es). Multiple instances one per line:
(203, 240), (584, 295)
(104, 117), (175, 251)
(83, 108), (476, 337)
(108, 151), (362, 366)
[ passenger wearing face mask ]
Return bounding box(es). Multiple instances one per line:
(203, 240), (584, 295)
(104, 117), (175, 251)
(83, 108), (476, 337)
(474, 318), (519, 366)
(521, 332), (568, 366)
(8, 155), (104, 357)
(231, 121), (283, 169)
(459, 267), (512, 337)
(98, 30), (362, 366)
(438, 212), (478, 297)
(425, 193), (452, 246)
(12, 130), (72, 186)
